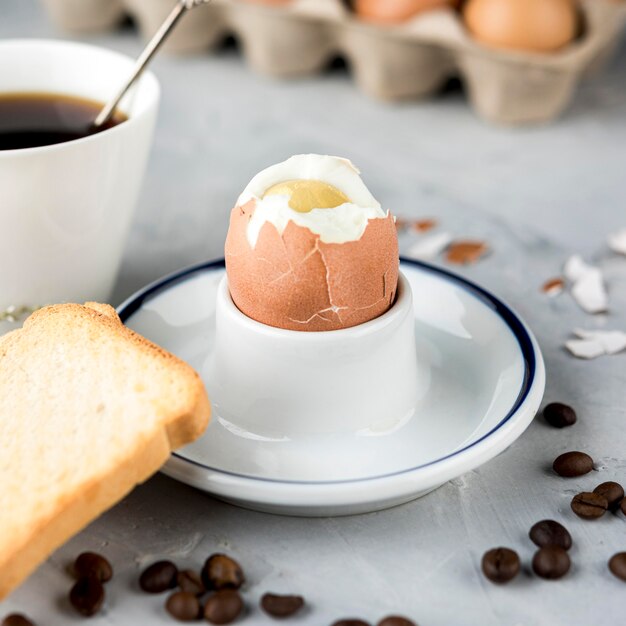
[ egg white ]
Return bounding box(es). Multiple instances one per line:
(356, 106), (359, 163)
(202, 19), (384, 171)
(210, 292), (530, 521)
(238, 154), (387, 248)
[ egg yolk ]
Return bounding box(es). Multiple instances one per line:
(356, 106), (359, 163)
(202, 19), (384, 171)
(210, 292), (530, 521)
(263, 179), (350, 213)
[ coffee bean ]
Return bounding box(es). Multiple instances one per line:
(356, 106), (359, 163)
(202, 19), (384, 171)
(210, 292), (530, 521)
(481, 547), (520, 584)
(378, 617), (417, 626)
(202, 554), (245, 591)
(69, 577), (105, 616)
(553, 451), (593, 477)
(529, 520), (572, 551)
(571, 492), (608, 519)
(73, 552), (113, 583)
(204, 590), (244, 624)
(593, 482), (624, 510)
(260, 593), (304, 618)
(139, 560), (178, 593)
(621, 498), (626, 516)
(331, 621), (371, 626)
(166, 591), (201, 622)
(609, 553), (626, 581)
(177, 569), (205, 596)
(543, 403), (577, 428)
(532, 546), (570, 580)
(1, 615), (35, 626)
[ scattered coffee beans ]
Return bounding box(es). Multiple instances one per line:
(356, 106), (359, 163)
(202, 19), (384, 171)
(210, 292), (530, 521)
(202, 554), (245, 591)
(332, 621), (370, 626)
(608, 553), (626, 582)
(165, 591), (201, 622)
(204, 589), (244, 625)
(139, 560), (179, 593)
(532, 546), (570, 580)
(593, 482), (624, 510)
(69, 577), (105, 616)
(571, 492), (608, 520)
(73, 552), (113, 583)
(260, 593), (304, 618)
(378, 617), (417, 626)
(543, 403), (577, 428)
(177, 569), (205, 596)
(481, 547), (520, 584)
(1, 615), (35, 626)
(553, 451), (594, 477)
(529, 520), (572, 551)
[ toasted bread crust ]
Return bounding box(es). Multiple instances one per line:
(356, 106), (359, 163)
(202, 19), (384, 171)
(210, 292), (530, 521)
(0, 303), (211, 599)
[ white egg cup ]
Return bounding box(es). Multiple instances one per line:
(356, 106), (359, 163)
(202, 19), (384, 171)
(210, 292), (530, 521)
(212, 272), (419, 439)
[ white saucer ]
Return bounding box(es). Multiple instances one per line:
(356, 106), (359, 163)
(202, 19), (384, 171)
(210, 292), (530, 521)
(118, 258), (545, 517)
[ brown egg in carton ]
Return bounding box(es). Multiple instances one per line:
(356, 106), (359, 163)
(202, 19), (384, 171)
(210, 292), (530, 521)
(40, 0), (626, 125)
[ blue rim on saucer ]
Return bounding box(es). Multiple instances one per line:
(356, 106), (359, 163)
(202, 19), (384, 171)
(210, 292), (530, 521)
(118, 257), (536, 486)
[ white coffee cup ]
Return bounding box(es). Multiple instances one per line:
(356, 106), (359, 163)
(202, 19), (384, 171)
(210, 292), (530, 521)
(0, 39), (160, 320)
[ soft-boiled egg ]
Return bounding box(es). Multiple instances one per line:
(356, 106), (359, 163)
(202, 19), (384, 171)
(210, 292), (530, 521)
(463, 0), (578, 53)
(225, 154), (399, 332)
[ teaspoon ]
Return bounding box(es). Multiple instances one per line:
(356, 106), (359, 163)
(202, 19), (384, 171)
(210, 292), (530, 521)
(93, 0), (213, 129)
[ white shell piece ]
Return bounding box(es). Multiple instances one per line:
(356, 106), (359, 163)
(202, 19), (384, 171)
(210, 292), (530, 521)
(565, 339), (606, 359)
(574, 329), (626, 355)
(563, 255), (608, 314)
(608, 229), (626, 255)
(406, 232), (453, 260)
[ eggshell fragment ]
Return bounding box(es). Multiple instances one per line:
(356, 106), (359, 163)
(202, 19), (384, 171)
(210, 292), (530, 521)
(225, 200), (399, 332)
(445, 240), (489, 265)
(574, 329), (626, 355)
(565, 338), (606, 360)
(406, 232), (452, 260)
(542, 277), (565, 297)
(608, 229), (626, 256)
(563, 255), (608, 314)
(463, 0), (578, 53)
(565, 329), (626, 359)
(412, 219), (438, 233)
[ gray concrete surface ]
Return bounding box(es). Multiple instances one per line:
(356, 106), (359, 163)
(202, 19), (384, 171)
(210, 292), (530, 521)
(1, 1), (626, 624)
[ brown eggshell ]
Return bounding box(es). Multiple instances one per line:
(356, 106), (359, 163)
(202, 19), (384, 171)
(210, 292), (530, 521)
(463, 0), (578, 53)
(355, 0), (459, 25)
(225, 200), (399, 332)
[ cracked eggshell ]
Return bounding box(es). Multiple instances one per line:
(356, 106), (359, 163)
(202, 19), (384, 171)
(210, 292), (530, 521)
(225, 199), (399, 332)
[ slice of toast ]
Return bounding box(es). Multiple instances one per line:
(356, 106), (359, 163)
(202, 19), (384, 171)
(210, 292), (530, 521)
(0, 302), (211, 599)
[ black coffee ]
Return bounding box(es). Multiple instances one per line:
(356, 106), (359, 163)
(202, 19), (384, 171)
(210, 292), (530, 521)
(0, 92), (127, 151)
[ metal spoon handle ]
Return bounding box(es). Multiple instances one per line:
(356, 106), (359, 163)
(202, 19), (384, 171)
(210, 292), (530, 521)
(94, 0), (211, 128)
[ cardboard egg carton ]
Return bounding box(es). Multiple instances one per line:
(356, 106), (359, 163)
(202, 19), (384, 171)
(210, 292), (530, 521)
(41, 0), (626, 125)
